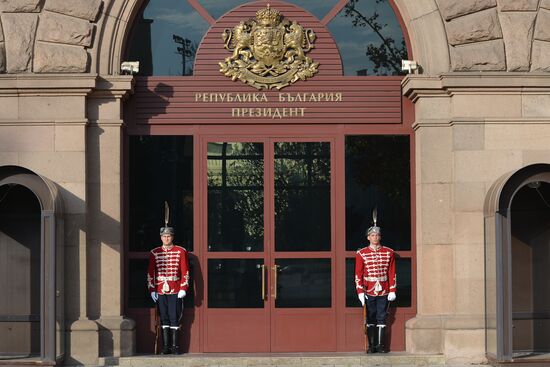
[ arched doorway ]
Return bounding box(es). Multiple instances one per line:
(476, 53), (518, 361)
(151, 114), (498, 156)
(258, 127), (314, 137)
(510, 181), (550, 358)
(485, 164), (550, 363)
(0, 166), (64, 364)
(123, 0), (415, 353)
(0, 184), (41, 358)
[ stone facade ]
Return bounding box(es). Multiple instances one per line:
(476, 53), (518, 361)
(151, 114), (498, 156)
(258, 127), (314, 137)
(0, 0), (101, 73)
(0, 0), (548, 74)
(1, 0), (550, 365)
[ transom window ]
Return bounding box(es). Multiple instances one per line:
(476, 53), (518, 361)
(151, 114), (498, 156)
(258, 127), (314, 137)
(126, 0), (408, 76)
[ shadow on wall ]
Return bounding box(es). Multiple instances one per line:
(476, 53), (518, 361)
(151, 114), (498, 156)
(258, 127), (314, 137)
(125, 82), (174, 127)
(0, 184), (41, 357)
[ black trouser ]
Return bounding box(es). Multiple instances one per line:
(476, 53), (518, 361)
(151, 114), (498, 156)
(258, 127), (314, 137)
(158, 294), (183, 328)
(366, 295), (389, 326)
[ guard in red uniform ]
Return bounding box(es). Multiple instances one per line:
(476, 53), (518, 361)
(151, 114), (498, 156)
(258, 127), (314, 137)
(355, 223), (396, 353)
(147, 223), (190, 354)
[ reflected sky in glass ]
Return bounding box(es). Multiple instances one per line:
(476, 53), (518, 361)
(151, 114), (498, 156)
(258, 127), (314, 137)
(127, 0), (407, 76)
(199, 0), (339, 20)
(328, 0), (407, 76)
(130, 0), (209, 75)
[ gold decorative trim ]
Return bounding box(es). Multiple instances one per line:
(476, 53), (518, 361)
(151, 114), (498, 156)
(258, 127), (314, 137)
(219, 5), (318, 90)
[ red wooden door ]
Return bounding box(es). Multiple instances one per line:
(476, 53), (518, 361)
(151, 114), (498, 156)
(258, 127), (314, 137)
(201, 136), (336, 352)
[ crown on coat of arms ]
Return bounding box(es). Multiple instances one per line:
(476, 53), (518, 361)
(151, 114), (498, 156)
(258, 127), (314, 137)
(256, 4), (282, 26)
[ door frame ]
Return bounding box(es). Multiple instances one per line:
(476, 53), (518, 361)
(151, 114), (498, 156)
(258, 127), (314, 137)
(484, 164), (550, 362)
(199, 135), (338, 352)
(124, 123), (417, 353)
(0, 165), (64, 364)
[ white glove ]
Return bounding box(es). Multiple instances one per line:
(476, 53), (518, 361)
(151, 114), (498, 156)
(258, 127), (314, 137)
(177, 290), (186, 299)
(387, 292), (396, 301)
(150, 292), (158, 302)
(358, 293), (366, 306)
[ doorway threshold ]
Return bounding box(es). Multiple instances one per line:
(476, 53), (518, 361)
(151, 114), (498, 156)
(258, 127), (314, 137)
(100, 352), (447, 366)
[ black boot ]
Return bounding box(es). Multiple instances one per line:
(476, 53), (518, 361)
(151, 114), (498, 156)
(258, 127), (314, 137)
(376, 325), (387, 353)
(171, 328), (180, 355)
(366, 325), (377, 354)
(161, 327), (171, 354)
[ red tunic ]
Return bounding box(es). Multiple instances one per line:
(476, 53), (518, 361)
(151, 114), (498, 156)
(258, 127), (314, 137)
(355, 245), (396, 297)
(147, 245), (190, 295)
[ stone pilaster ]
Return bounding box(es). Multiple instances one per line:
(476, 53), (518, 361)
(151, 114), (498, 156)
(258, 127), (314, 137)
(86, 76), (135, 357)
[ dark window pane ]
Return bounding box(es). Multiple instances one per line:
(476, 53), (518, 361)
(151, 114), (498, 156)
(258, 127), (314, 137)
(208, 259), (264, 308)
(198, 0), (339, 20)
(394, 257), (411, 307)
(328, 0), (408, 76)
(275, 259), (331, 308)
(346, 257), (411, 307)
(207, 143), (264, 252)
(345, 136), (410, 251)
(126, 0), (208, 76)
(129, 136), (194, 252)
(128, 259), (153, 308)
(275, 142), (331, 252)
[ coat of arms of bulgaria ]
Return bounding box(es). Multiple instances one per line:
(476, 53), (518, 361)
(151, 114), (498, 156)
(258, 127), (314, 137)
(219, 5), (319, 90)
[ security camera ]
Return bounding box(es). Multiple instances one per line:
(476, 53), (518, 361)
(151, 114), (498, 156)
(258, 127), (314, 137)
(121, 61), (140, 75)
(401, 60), (418, 74)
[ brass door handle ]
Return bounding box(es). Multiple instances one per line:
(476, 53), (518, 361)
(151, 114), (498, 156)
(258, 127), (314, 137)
(272, 265), (279, 299)
(261, 264), (266, 300)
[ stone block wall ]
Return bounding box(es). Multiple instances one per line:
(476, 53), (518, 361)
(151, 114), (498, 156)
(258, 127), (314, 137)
(436, 0), (550, 71)
(403, 73), (550, 364)
(0, 0), (102, 73)
(1, 0), (550, 75)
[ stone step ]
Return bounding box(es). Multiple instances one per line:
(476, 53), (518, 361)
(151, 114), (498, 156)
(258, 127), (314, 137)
(99, 353), (447, 367)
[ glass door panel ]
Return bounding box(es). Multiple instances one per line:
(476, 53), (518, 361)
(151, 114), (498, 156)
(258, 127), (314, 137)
(270, 140), (336, 352)
(204, 140), (269, 352)
(208, 259), (264, 308)
(274, 142), (331, 251)
(207, 142), (264, 252)
(274, 258), (331, 308)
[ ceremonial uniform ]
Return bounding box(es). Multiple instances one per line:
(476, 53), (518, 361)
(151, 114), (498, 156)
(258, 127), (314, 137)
(354, 223), (396, 353)
(355, 245), (396, 300)
(147, 245), (190, 297)
(147, 221), (189, 354)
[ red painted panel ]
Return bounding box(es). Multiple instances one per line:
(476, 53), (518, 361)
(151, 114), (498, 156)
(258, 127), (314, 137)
(271, 310), (337, 352)
(194, 1), (343, 77)
(205, 310), (270, 352)
(132, 77), (404, 126)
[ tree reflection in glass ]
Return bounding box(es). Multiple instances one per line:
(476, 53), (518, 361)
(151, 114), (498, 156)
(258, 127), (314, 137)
(275, 142), (331, 252)
(207, 142), (264, 251)
(329, 0), (408, 76)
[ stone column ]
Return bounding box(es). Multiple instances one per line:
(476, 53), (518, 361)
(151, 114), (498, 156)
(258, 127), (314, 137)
(86, 76), (135, 357)
(0, 74), (100, 365)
